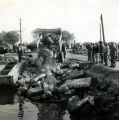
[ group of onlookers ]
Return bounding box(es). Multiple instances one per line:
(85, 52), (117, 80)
(86, 41), (118, 68)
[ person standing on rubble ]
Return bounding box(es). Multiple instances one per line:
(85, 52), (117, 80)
(109, 42), (117, 68)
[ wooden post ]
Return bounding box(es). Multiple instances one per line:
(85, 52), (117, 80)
(99, 24), (101, 62)
(100, 24), (102, 42)
(20, 18), (22, 45)
(100, 14), (106, 44)
(37, 33), (42, 52)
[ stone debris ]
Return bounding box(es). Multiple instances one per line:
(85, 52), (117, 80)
(68, 95), (94, 112)
(58, 77), (91, 93)
(65, 70), (85, 80)
(16, 58), (119, 119)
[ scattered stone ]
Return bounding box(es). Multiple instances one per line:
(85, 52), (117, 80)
(17, 58), (119, 120)
(58, 84), (69, 93)
(68, 95), (94, 113)
(66, 70), (85, 79)
(67, 77), (91, 89)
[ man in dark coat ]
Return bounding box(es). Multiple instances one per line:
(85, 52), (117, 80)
(62, 43), (66, 59)
(103, 43), (109, 66)
(94, 43), (99, 63)
(17, 45), (22, 62)
(92, 43), (95, 62)
(109, 42), (117, 68)
(86, 43), (92, 61)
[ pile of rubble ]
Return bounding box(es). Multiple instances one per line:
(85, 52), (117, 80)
(17, 59), (91, 100)
(16, 58), (119, 119)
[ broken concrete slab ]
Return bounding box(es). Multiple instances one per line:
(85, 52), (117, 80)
(8, 62), (25, 84)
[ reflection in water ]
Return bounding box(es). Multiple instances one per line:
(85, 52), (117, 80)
(0, 89), (119, 120)
(0, 89), (15, 105)
(36, 103), (65, 120)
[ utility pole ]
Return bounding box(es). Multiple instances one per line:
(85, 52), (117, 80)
(99, 23), (102, 63)
(100, 23), (102, 42)
(19, 18), (22, 45)
(100, 14), (106, 44)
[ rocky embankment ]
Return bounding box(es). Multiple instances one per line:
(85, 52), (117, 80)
(16, 58), (119, 120)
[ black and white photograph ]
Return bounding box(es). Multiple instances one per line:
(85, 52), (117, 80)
(0, 0), (119, 120)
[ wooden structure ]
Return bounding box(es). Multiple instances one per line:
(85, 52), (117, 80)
(33, 28), (64, 62)
(100, 14), (106, 44)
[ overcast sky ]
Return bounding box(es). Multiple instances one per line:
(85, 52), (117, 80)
(0, 0), (119, 43)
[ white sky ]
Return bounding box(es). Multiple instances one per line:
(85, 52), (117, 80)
(0, 0), (119, 43)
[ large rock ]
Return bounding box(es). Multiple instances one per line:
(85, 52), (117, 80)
(68, 95), (94, 113)
(66, 70), (85, 80)
(68, 96), (79, 112)
(58, 84), (69, 93)
(67, 77), (91, 89)
(69, 62), (80, 69)
(44, 75), (57, 85)
(58, 77), (91, 93)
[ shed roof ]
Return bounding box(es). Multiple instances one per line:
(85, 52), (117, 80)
(33, 28), (61, 35)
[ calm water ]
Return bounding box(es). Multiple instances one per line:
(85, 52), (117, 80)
(0, 89), (119, 120)
(0, 89), (16, 105)
(0, 89), (118, 120)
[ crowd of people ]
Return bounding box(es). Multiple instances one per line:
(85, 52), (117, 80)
(86, 41), (118, 68)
